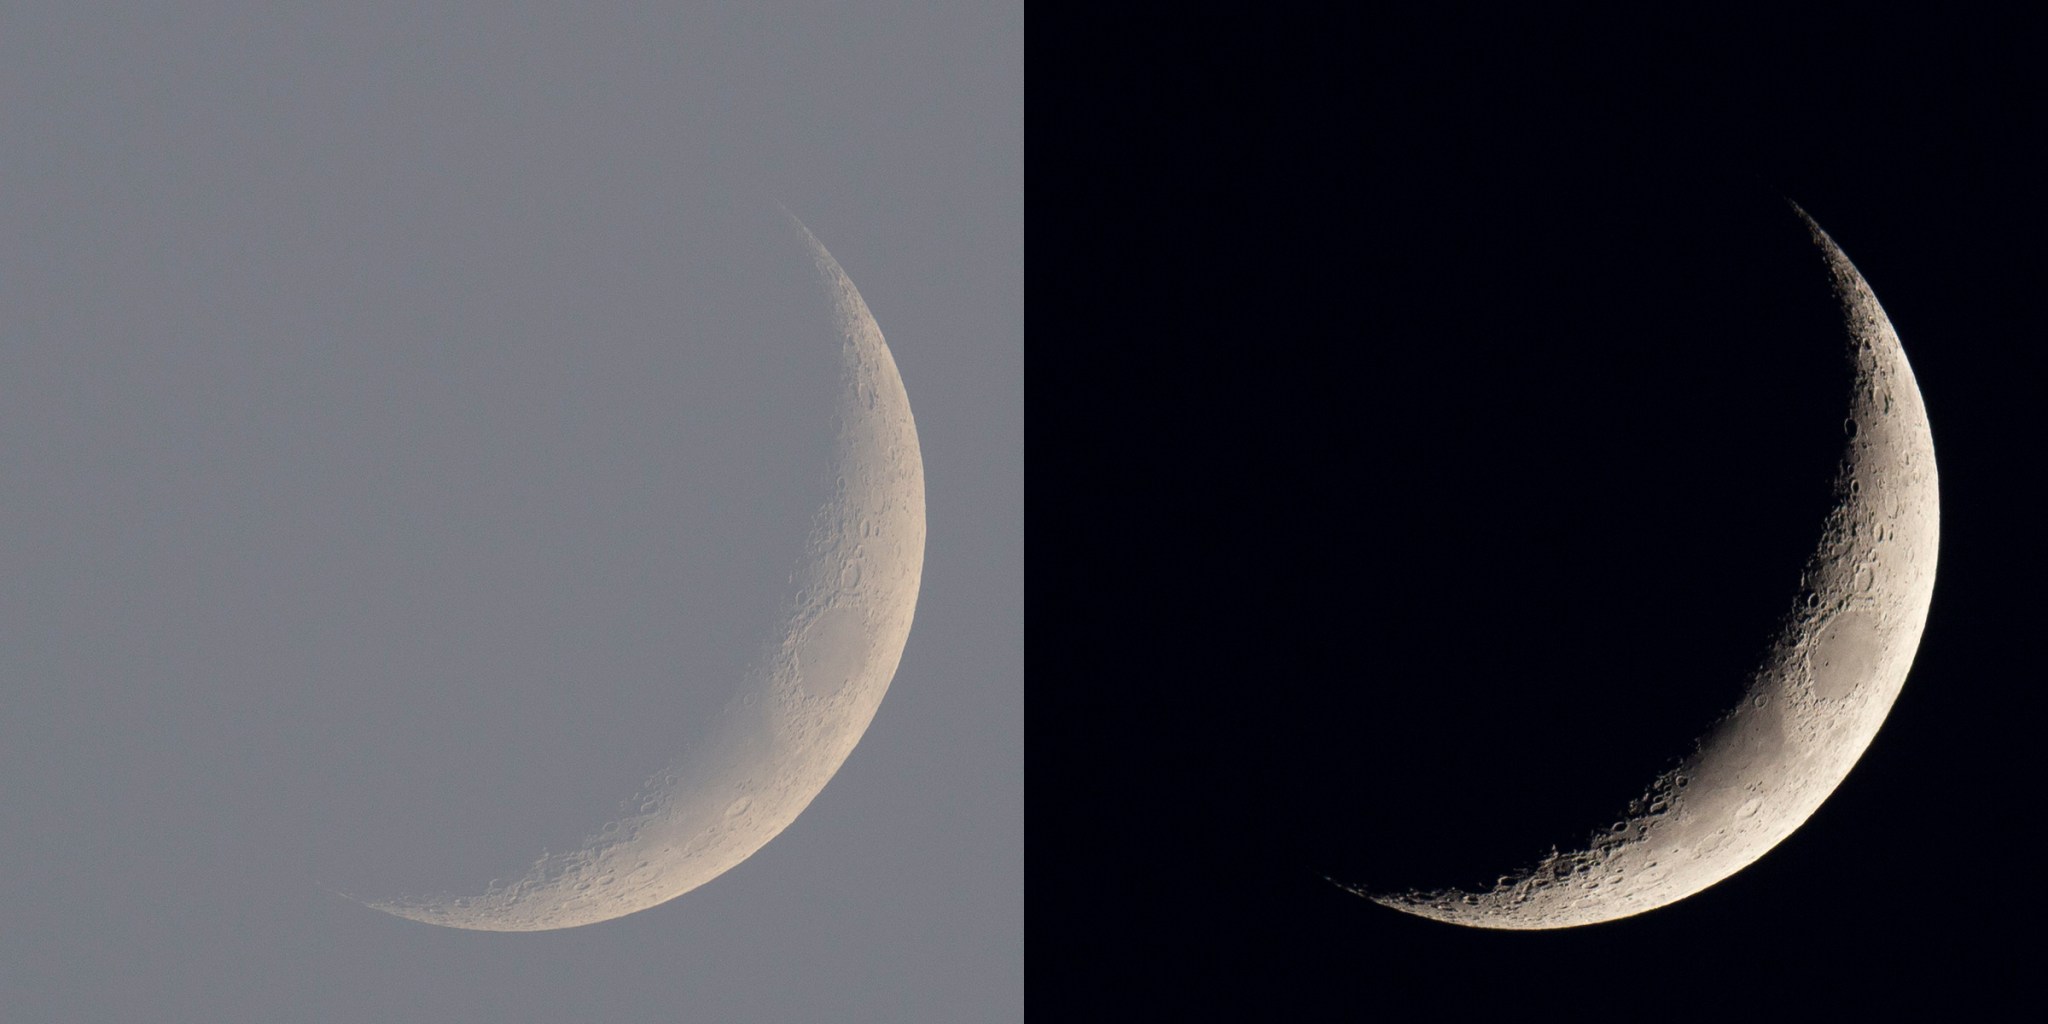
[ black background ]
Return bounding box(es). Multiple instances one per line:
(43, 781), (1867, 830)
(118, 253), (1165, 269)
(1031, 12), (2038, 1017)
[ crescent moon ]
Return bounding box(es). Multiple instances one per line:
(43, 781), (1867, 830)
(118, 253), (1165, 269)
(1352, 207), (1938, 929)
(354, 213), (926, 931)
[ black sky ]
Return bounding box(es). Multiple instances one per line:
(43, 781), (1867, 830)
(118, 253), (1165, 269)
(1032, 12), (2038, 1016)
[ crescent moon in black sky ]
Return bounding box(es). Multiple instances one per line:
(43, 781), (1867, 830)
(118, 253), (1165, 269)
(1352, 208), (1938, 929)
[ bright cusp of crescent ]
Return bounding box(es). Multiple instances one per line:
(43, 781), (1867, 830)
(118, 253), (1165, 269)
(356, 214), (926, 931)
(1354, 207), (1938, 929)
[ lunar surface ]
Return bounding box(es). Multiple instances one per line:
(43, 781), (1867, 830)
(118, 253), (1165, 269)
(355, 214), (926, 931)
(1353, 208), (1938, 929)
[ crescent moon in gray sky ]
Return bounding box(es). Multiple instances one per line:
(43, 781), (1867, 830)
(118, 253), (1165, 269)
(1352, 207), (1938, 929)
(355, 213), (926, 931)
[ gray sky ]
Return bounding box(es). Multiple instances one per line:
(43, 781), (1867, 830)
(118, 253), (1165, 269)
(0, 3), (1020, 1020)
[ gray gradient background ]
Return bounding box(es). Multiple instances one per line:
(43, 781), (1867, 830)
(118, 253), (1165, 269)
(0, 3), (1020, 1020)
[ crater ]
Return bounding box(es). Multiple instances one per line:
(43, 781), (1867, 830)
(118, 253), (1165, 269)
(1809, 608), (1880, 700)
(795, 605), (869, 699)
